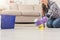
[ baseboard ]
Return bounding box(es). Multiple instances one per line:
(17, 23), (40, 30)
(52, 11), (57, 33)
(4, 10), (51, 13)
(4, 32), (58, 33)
(15, 22), (35, 24)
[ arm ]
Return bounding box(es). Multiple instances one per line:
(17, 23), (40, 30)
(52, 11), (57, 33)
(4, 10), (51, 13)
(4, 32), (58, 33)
(46, 2), (59, 19)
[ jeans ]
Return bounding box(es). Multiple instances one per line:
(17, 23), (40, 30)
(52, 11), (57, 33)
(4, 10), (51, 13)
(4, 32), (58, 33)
(47, 18), (60, 28)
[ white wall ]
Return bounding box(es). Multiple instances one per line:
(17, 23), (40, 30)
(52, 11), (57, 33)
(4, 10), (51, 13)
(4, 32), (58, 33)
(0, 0), (10, 9)
(0, 0), (40, 10)
(14, 0), (40, 5)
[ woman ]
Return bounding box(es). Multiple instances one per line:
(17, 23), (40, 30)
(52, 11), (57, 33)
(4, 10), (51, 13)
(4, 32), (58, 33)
(42, 0), (60, 28)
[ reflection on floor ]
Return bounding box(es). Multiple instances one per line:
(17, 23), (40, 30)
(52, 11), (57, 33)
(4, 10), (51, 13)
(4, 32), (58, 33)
(0, 24), (60, 40)
(1, 27), (44, 40)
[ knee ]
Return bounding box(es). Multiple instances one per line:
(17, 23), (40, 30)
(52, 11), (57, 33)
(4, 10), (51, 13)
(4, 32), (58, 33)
(53, 18), (60, 28)
(47, 21), (53, 28)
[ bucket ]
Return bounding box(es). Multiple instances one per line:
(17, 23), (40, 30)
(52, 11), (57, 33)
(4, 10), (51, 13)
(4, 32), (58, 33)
(1, 15), (15, 29)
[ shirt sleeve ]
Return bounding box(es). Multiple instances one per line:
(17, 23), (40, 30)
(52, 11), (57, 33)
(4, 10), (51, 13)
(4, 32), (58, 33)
(47, 3), (59, 19)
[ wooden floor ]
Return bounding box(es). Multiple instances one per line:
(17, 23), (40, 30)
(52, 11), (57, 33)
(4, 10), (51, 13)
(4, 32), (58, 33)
(15, 24), (36, 28)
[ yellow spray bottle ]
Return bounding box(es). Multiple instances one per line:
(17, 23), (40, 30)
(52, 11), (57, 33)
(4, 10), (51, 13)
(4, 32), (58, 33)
(38, 24), (44, 30)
